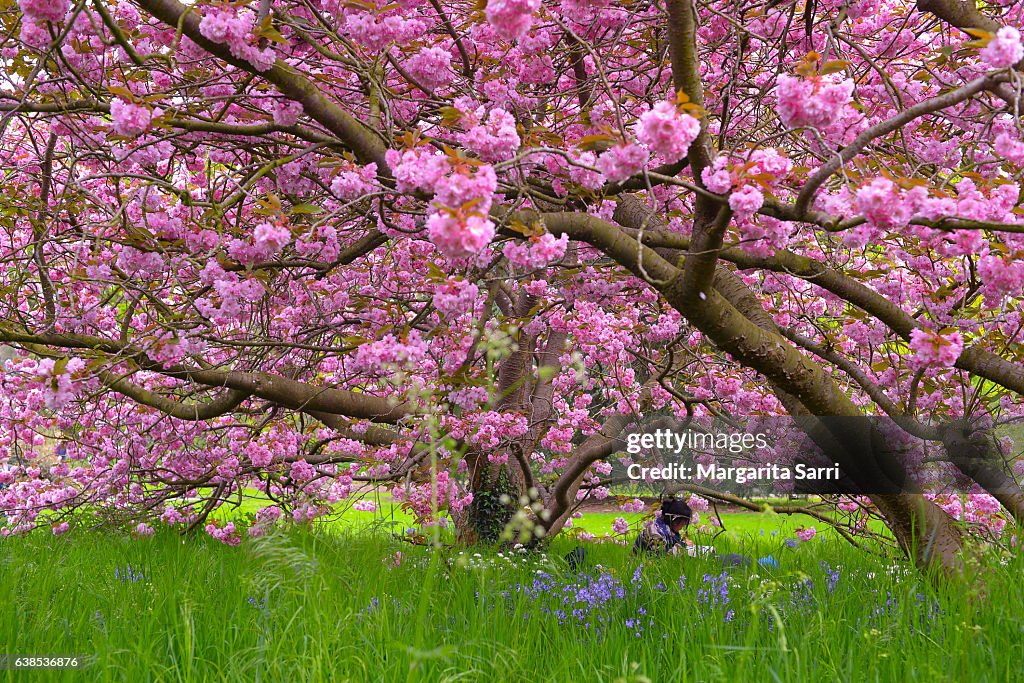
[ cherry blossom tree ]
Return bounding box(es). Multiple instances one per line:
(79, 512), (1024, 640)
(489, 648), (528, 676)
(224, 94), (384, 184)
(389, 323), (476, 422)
(1, 0), (1024, 577)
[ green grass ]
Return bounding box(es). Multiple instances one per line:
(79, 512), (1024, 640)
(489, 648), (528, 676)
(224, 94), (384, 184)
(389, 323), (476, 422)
(1, 519), (1021, 682)
(212, 489), (881, 542)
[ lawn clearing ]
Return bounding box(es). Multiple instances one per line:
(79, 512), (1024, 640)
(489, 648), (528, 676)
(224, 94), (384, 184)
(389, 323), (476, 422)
(1, 521), (1018, 682)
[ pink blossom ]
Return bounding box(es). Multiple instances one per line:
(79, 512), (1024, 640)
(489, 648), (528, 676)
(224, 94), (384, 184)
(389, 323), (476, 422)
(567, 151), (605, 189)
(994, 132), (1024, 166)
(432, 278), (479, 317)
(404, 46), (454, 91)
(908, 328), (963, 369)
(463, 109), (521, 162)
(385, 147), (449, 194)
(612, 516), (629, 534)
(110, 99), (156, 137)
(728, 184), (764, 218)
(978, 254), (1024, 299)
(701, 156), (733, 193)
(620, 498), (645, 513)
(19, 0), (68, 23)
(688, 494), (710, 512)
(134, 522), (154, 537)
(503, 232), (569, 269)
(330, 162), (378, 200)
(434, 164), (498, 212)
(199, 7), (277, 72)
(254, 506), (282, 525)
(980, 27), (1024, 69)
(352, 331), (428, 372)
(855, 178), (911, 230)
(352, 499), (377, 512)
(427, 211), (496, 259)
(776, 74), (854, 129)
(343, 14), (426, 52)
(290, 459), (317, 482)
(52, 521), (70, 536)
(161, 506), (185, 525)
(596, 143), (648, 183)
(272, 100), (303, 127)
(205, 522), (241, 545)
(486, 0), (541, 41)
(253, 221), (292, 257)
(634, 101), (700, 163)
(33, 357), (84, 409)
(796, 526), (816, 542)
(748, 148), (793, 180)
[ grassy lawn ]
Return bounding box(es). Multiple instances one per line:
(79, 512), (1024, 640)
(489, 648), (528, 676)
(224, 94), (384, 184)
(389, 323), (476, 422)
(210, 490), (881, 551)
(0, 520), (1018, 682)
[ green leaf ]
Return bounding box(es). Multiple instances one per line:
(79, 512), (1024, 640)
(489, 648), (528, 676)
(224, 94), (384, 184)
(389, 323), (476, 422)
(575, 134), (615, 152)
(426, 262), (447, 281)
(819, 60), (850, 75)
(289, 203), (323, 215)
(107, 85), (136, 102)
(254, 14), (289, 44)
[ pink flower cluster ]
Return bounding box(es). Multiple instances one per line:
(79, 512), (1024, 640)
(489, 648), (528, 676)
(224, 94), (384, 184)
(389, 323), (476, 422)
(994, 132), (1024, 166)
(596, 143), (647, 184)
(908, 328), (963, 369)
(776, 74), (854, 129)
(432, 278), (479, 317)
(485, 0), (541, 41)
(425, 163), (499, 259)
(351, 331), (428, 373)
(110, 99), (158, 137)
(199, 7), (276, 72)
(434, 163), (498, 209)
(980, 26), (1024, 70)
(390, 470), (473, 521)
(205, 521), (241, 546)
(248, 506), (283, 538)
(929, 494), (1007, 536)
(567, 151), (605, 190)
(702, 148), (792, 194)
(611, 516), (629, 534)
(427, 211), (495, 259)
(688, 494), (709, 512)
(463, 109), (521, 162)
(384, 146), (452, 194)
(352, 499), (377, 512)
(619, 498), (645, 513)
(855, 178), (912, 230)
(33, 357), (84, 409)
(963, 495), (1006, 535)
(978, 253), (1024, 299)
(290, 459), (317, 482)
(343, 13), (426, 52)
(330, 162), (378, 200)
(272, 100), (303, 126)
(728, 184), (764, 219)
(404, 46), (454, 92)
(252, 221), (292, 258)
(634, 101), (700, 163)
(796, 526), (816, 542)
(502, 232), (569, 269)
(18, 0), (67, 23)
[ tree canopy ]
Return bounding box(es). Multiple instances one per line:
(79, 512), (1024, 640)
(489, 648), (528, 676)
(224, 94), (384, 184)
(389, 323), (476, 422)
(1, 0), (1023, 574)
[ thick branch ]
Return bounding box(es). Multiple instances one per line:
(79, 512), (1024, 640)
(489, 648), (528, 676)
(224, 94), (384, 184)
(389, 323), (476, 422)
(134, 0), (389, 170)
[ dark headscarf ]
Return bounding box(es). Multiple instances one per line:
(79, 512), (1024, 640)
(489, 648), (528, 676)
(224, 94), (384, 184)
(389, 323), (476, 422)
(661, 498), (692, 525)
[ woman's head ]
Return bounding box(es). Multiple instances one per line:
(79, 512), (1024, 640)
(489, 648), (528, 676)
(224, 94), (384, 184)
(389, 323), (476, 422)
(661, 498), (693, 532)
